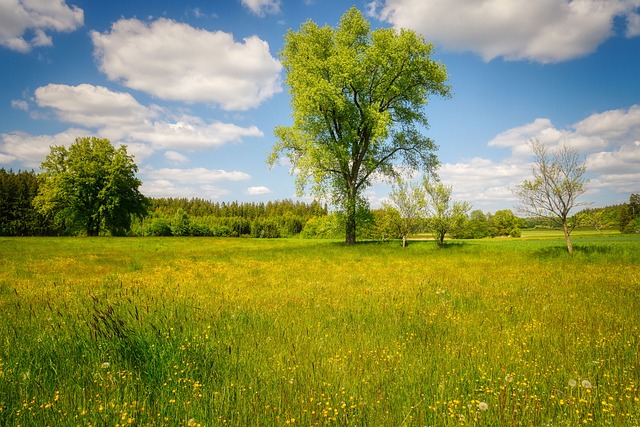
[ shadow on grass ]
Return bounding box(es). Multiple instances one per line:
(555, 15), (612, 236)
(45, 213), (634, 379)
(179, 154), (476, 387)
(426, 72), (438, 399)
(533, 244), (615, 259)
(328, 239), (469, 250)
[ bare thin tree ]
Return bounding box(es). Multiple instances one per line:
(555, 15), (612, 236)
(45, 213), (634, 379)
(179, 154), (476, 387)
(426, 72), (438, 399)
(513, 138), (589, 254)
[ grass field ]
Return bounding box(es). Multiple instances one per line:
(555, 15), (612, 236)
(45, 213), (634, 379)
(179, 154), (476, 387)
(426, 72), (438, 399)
(1, 234), (639, 426)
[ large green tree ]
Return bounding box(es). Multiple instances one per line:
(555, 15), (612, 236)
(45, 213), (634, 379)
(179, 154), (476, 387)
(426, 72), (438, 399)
(34, 137), (148, 236)
(269, 7), (450, 244)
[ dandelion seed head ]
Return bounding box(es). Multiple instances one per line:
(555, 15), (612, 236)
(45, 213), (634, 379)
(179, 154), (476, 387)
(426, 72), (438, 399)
(581, 379), (593, 389)
(568, 379), (577, 388)
(101, 362), (110, 369)
(478, 401), (488, 411)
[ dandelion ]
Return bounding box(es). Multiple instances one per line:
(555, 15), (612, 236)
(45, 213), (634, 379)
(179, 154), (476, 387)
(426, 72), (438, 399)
(581, 380), (593, 389)
(478, 402), (488, 411)
(569, 379), (577, 388)
(101, 362), (110, 369)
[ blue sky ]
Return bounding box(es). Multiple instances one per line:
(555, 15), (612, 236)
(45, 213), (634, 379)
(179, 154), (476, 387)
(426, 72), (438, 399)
(1, 0), (639, 213)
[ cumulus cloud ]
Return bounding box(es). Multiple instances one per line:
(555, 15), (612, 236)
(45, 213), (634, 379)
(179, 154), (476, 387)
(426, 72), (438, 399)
(0, 128), (90, 168)
(145, 168), (251, 184)
(91, 18), (282, 110)
(140, 167), (251, 199)
(246, 186), (272, 195)
(128, 120), (263, 151)
(1, 83), (264, 170)
(370, 0), (640, 63)
(164, 151), (189, 165)
(140, 178), (231, 200)
(35, 84), (149, 127)
(627, 11), (640, 37)
(240, 0), (281, 16)
(438, 104), (640, 210)
(31, 83), (263, 150)
(0, 0), (83, 52)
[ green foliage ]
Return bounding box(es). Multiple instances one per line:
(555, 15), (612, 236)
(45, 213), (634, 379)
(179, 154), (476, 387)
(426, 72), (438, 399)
(136, 199), (325, 238)
(423, 177), (471, 245)
(385, 179), (427, 245)
(299, 215), (341, 239)
(250, 218), (281, 238)
(0, 169), (59, 236)
(453, 209), (490, 239)
(619, 194), (640, 233)
(145, 218), (173, 236)
(269, 7), (450, 244)
(370, 207), (404, 241)
(489, 209), (523, 237)
(33, 137), (148, 236)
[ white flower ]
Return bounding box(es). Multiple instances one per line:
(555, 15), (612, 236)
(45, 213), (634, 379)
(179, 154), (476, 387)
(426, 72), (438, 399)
(581, 379), (593, 389)
(101, 362), (110, 369)
(478, 401), (488, 411)
(568, 379), (577, 388)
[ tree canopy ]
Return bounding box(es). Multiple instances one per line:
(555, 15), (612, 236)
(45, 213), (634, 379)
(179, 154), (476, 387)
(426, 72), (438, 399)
(34, 137), (148, 236)
(423, 178), (471, 246)
(269, 7), (450, 244)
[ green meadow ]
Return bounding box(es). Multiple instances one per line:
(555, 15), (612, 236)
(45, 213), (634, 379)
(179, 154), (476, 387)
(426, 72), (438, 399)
(1, 234), (639, 426)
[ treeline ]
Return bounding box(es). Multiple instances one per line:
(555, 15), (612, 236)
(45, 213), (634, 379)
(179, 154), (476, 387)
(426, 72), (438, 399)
(137, 198), (329, 238)
(0, 169), (61, 236)
(1, 168), (638, 237)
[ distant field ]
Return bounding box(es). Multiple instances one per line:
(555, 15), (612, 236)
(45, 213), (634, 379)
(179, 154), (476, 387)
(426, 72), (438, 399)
(1, 235), (639, 426)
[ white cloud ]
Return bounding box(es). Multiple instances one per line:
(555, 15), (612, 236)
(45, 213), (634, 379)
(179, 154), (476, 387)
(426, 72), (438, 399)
(164, 151), (189, 165)
(0, 0), (83, 52)
(91, 18), (282, 110)
(246, 186), (272, 195)
(437, 104), (640, 211)
(140, 178), (231, 199)
(31, 83), (263, 151)
(0, 129), (90, 168)
(145, 168), (251, 184)
(627, 11), (640, 37)
(35, 83), (150, 127)
(0, 128), (159, 169)
(11, 99), (29, 111)
(128, 119), (263, 151)
(437, 158), (524, 210)
(140, 167), (251, 199)
(371, 0), (640, 63)
(240, 0), (281, 16)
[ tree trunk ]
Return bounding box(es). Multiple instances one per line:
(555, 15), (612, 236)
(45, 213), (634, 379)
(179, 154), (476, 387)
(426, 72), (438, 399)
(562, 220), (573, 254)
(345, 190), (357, 245)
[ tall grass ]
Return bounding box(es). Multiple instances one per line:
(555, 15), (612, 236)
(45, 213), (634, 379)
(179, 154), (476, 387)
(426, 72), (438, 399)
(0, 235), (639, 426)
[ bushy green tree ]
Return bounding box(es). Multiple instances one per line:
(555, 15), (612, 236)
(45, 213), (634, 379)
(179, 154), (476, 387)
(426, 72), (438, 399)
(489, 209), (522, 237)
(34, 137), (148, 236)
(423, 178), (471, 246)
(462, 210), (490, 239)
(370, 206), (403, 241)
(269, 7), (450, 245)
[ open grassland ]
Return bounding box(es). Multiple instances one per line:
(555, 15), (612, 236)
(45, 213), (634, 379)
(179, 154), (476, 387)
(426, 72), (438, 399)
(1, 235), (639, 426)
